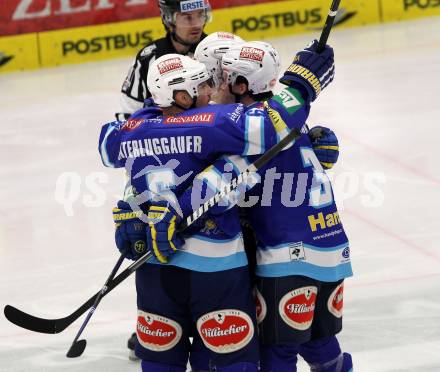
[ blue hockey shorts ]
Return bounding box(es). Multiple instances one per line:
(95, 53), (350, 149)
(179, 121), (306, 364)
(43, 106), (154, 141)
(135, 264), (260, 369)
(255, 275), (344, 345)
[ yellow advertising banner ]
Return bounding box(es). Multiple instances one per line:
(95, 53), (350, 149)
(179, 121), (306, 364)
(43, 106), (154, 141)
(0, 33), (39, 74)
(207, 0), (381, 40)
(36, 0), (381, 69)
(38, 18), (166, 68)
(2, 0), (438, 73)
(381, 0), (440, 22)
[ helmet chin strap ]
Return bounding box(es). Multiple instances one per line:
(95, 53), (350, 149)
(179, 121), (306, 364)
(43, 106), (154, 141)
(170, 27), (198, 48)
(172, 96), (197, 111)
(189, 98), (197, 109)
(228, 84), (248, 104)
(172, 101), (189, 111)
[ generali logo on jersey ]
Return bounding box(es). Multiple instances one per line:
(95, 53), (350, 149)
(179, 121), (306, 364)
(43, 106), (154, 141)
(197, 309), (254, 353)
(157, 57), (183, 75)
(137, 310), (182, 351)
(239, 47), (265, 62)
(164, 113), (215, 124)
(279, 286), (317, 330)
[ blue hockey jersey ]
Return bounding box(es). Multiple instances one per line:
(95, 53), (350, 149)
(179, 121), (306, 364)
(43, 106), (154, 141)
(182, 90), (352, 281)
(99, 89), (310, 272)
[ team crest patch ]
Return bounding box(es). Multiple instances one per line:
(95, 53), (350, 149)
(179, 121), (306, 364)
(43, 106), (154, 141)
(121, 118), (144, 131)
(254, 287), (267, 324)
(197, 309), (254, 353)
(239, 47), (265, 62)
(279, 286), (317, 330)
(140, 44), (156, 58)
(137, 310), (182, 351)
(200, 219), (219, 235)
(157, 57), (184, 75)
(134, 240), (145, 254)
(289, 241), (305, 261)
(328, 282), (344, 318)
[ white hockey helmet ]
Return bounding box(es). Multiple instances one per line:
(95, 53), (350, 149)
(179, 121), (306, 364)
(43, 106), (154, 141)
(221, 41), (281, 94)
(194, 32), (244, 87)
(147, 54), (212, 107)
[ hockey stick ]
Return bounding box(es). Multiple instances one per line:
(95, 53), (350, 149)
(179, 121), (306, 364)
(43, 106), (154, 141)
(181, 127), (302, 229)
(3, 0), (341, 339)
(2, 129), (303, 336)
(64, 8), (340, 349)
(317, 0), (341, 53)
(4, 251), (152, 334)
(66, 254), (125, 358)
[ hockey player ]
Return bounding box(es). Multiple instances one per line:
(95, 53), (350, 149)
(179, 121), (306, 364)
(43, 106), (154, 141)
(116, 0), (212, 121)
(117, 0), (215, 356)
(170, 40), (352, 371)
(99, 41), (335, 371)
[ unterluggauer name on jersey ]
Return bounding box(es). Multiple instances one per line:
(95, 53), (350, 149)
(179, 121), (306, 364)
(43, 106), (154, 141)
(118, 136), (202, 160)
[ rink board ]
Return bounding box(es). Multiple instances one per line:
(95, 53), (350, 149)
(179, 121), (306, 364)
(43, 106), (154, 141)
(0, 33), (39, 73)
(38, 18), (165, 68)
(381, 0), (440, 22)
(1, 0), (439, 73)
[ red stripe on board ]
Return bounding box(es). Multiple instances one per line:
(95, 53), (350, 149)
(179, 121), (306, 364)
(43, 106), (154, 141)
(0, 0), (280, 36)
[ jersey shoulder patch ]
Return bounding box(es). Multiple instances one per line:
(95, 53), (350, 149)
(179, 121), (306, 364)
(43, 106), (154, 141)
(271, 88), (304, 115)
(139, 44), (157, 59)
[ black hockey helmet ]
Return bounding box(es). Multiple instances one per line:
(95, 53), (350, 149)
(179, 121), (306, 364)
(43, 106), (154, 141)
(158, 0), (212, 29)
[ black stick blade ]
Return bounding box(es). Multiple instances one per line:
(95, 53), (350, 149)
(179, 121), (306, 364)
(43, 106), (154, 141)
(4, 305), (68, 334)
(66, 339), (87, 358)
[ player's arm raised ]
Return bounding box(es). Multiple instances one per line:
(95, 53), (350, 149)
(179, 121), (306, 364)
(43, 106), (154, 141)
(279, 39), (335, 103)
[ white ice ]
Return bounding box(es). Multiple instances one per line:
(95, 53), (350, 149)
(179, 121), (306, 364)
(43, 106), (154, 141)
(1, 16), (440, 372)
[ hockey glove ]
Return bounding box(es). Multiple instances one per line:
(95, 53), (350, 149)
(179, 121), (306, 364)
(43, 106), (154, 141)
(113, 200), (148, 260)
(146, 201), (184, 264)
(309, 125), (339, 169)
(280, 40), (335, 102)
